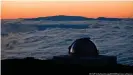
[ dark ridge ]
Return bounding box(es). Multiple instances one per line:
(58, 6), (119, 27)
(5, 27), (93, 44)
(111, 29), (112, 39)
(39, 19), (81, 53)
(2, 57), (133, 75)
(36, 24), (89, 30)
(97, 17), (122, 21)
(23, 15), (124, 21)
(24, 15), (95, 21)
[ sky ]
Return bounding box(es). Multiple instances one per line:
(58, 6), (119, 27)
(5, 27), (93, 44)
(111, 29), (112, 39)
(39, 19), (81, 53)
(1, 0), (133, 19)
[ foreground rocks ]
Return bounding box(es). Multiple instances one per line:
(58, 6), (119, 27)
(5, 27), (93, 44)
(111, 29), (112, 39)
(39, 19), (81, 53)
(1, 57), (133, 75)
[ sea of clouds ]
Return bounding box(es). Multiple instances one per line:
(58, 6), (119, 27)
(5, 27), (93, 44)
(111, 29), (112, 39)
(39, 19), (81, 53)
(1, 19), (133, 66)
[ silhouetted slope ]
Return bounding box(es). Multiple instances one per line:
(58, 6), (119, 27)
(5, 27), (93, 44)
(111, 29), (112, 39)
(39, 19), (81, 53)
(23, 15), (123, 21)
(1, 57), (133, 75)
(97, 17), (122, 21)
(24, 15), (95, 21)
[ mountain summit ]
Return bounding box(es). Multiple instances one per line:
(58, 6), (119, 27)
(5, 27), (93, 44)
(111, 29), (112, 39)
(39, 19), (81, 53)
(24, 15), (95, 21)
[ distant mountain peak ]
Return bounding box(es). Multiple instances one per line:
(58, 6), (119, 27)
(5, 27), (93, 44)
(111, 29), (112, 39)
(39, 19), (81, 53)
(23, 15), (122, 21)
(24, 15), (95, 21)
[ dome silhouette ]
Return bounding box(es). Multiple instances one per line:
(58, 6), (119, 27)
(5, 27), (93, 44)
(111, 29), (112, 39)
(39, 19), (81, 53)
(68, 38), (99, 57)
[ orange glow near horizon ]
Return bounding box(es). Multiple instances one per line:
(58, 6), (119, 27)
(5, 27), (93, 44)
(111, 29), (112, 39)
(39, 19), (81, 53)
(1, 1), (133, 19)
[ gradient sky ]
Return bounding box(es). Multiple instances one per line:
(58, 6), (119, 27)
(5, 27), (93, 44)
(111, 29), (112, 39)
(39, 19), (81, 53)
(1, 1), (133, 19)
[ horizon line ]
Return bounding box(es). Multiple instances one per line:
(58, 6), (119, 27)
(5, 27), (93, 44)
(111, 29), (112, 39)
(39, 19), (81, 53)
(1, 15), (133, 20)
